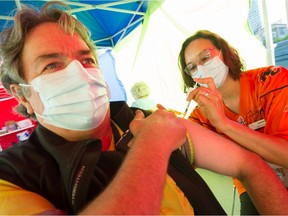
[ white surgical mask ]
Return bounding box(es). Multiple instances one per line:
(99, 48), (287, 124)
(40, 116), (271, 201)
(192, 56), (229, 88)
(20, 60), (110, 131)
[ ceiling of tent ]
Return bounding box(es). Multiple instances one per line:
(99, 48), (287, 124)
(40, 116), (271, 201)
(0, 0), (148, 48)
(0, 0), (151, 101)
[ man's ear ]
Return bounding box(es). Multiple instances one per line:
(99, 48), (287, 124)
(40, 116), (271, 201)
(10, 84), (34, 115)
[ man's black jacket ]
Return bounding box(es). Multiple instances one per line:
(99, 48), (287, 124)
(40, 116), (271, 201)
(0, 101), (225, 215)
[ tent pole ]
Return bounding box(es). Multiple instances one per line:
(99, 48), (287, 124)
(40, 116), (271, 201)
(261, 0), (275, 65)
(286, 0), (288, 26)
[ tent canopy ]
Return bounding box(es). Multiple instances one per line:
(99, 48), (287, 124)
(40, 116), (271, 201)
(0, 0), (150, 48)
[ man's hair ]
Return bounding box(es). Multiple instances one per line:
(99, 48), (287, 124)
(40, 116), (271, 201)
(0, 1), (97, 118)
(178, 30), (245, 92)
(131, 81), (151, 100)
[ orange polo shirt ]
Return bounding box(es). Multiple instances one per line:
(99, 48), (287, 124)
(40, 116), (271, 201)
(189, 66), (288, 195)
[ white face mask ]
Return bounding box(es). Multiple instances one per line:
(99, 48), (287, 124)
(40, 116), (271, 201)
(192, 56), (229, 88)
(20, 60), (110, 131)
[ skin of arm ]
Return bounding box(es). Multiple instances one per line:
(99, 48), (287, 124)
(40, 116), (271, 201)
(80, 109), (187, 215)
(188, 77), (288, 168)
(217, 119), (288, 168)
(179, 118), (288, 215)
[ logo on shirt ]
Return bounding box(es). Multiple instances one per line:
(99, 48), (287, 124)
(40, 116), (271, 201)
(237, 116), (245, 125)
(258, 66), (281, 82)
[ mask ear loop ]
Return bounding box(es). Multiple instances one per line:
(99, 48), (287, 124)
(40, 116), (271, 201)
(19, 84), (44, 119)
(33, 111), (44, 119)
(218, 49), (223, 58)
(19, 83), (32, 87)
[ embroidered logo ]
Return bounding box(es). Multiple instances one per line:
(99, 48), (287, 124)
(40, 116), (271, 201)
(237, 116), (245, 125)
(258, 66), (281, 83)
(71, 165), (86, 205)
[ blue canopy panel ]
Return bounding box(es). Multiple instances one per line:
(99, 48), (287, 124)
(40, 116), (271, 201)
(73, 0), (148, 47)
(0, 1), (46, 29)
(0, 0), (148, 48)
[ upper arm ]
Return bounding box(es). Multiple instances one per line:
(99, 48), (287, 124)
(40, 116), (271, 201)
(179, 118), (251, 178)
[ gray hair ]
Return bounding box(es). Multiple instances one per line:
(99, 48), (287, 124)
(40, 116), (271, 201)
(0, 1), (97, 118)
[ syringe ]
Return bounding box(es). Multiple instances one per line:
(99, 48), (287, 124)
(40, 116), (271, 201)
(183, 82), (200, 118)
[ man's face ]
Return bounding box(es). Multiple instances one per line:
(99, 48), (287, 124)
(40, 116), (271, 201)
(19, 22), (112, 138)
(21, 22), (97, 117)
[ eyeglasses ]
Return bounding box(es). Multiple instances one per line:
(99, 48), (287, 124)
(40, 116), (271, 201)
(184, 47), (216, 76)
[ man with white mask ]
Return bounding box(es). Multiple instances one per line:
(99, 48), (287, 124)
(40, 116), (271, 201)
(0, 2), (288, 215)
(20, 60), (110, 132)
(178, 29), (288, 215)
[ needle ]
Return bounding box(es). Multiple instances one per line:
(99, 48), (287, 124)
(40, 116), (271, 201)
(183, 100), (191, 118)
(183, 82), (199, 118)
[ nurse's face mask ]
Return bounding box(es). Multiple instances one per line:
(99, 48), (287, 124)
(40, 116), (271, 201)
(184, 48), (229, 88)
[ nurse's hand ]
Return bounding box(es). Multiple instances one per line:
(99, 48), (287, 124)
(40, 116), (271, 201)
(186, 77), (228, 130)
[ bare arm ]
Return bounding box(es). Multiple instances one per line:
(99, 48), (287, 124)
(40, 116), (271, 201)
(219, 119), (288, 168)
(179, 118), (288, 215)
(80, 109), (187, 215)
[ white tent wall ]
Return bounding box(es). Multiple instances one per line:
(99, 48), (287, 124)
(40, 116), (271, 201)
(113, 0), (267, 113)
